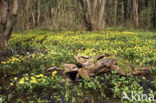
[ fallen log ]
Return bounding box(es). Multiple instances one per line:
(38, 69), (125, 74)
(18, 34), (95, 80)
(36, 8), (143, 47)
(46, 55), (153, 81)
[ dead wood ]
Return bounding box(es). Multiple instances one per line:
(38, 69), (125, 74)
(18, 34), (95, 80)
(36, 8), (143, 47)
(47, 55), (153, 81)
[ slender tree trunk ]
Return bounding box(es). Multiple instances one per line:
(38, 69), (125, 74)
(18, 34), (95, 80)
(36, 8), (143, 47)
(124, 0), (127, 25)
(121, 1), (124, 23)
(153, 0), (156, 28)
(37, 0), (41, 26)
(0, 0), (18, 52)
(25, 0), (30, 29)
(50, 8), (53, 19)
(31, 10), (36, 27)
(114, 0), (118, 26)
(93, 0), (97, 16)
(86, 0), (95, 30)
(133, 0), (139, 27)
(78, 0), (92, 30)
(98, 0), (106, 30)
(0, 0), (8, 51)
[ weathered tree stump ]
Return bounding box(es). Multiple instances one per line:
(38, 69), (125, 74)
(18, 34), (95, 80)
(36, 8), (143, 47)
(47, 54), (153, 81)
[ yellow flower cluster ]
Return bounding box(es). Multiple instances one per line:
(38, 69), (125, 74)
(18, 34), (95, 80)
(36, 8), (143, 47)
(30, 77), (37, 84)
(1, 56), (23, 64)
(1, 30), (154, 75)
(18, 74), (49, 85)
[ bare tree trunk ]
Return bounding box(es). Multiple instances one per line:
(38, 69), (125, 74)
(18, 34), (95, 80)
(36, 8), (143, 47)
(78, 0), (92, 30)
(153, 0), (156, 28)
(86, 0), (96, 30)
(25, 0), (30, 29)
(98, 0), (106, 30)
(114, 0), (118, 26)
(0, 0), (18, 52)
(124, 0), (127, 25)
(44, 13), (48, 25)
(93, 0), (97, 17)
(31, 10), (36, 27)
(133, 0), (139, 27)
(79, 0), (106, 31)
(129, 0), (134, 22)
(37, 0), (41, 26)
(50, 8), (54, 19)
(0, 0), (8, 51)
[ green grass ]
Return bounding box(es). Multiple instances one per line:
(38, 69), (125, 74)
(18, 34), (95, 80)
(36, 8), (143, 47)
(0, 30), (155, 103)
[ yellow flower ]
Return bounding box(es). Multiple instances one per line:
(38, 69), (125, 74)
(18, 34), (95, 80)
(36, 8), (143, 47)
(41, 79), (46, 82)
(30, 79), (37, 84)
(19, 78), (25, 84)
(32, 54), (35, 58)
(53, 71), (57, 75)
(31, 77), (35, 80)
(14, 77), (18, 80)
(36, 75), (41, 78)
(142, 77), (146, 80)
(1, 62), (6, 64)
(114, 83), (118, 86)
(30, 77), (37, 84)
(25, 77), (29, 80)
(51, 71), (57, 80)
(39, 74), (44, 77)
(10, 83), (14, 86)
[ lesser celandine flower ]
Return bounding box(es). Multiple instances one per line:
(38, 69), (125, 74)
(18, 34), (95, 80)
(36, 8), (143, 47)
(19, 78), (25, 84)
(51, 71), (57, 80)
(36, 74), (41, 78)
(30, 78), (37, 84)
(14, 77), (18, 80)
(1, 62), (6, 64)
(142, 77), (146, 80)
(25, 77), (29, 80)
(10, 83), (14, 86)
(39, 74), (44, 77)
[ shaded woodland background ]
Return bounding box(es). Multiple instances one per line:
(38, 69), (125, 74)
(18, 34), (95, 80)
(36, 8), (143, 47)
(0, 0), (156, 52)
(3, 0), (156, 31)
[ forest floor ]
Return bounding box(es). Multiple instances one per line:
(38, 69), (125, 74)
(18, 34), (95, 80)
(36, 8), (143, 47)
(0, 30), (156, 103)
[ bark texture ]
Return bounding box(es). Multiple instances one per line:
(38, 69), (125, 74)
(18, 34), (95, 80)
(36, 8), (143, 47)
(133, 0), (139, 27)
(153, 0), (156, 28)
(114, 0), (118, 26)
(47, 55), (152, 81)
(79, 0), (106, 31)
(0, 0), (18, 52)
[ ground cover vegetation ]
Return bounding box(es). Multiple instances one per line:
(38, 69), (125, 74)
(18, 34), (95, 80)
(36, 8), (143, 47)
(0, 0), (156, 103)
(0, 30), (155, 103)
